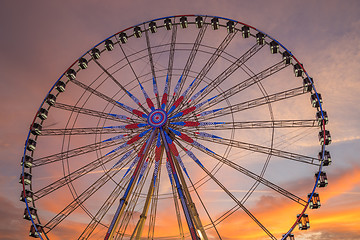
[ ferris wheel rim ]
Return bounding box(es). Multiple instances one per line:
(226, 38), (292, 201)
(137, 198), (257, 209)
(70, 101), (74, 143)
(21, 14), (329, 240)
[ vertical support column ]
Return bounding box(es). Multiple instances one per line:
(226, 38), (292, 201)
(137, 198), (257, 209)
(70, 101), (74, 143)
(130, 147), (164, 240)
(104, 130), (156, 240)
(160, 129), (200, 240)
(170, 172), (185, 240)
(171, 149), (208, 240)
(130, 175), (154, 240)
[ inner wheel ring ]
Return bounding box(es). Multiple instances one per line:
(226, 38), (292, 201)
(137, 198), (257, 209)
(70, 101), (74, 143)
(148, 109), (167, 128)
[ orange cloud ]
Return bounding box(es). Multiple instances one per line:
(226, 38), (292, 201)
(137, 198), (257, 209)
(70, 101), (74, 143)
(319, 165), (360, 203)
(46, 220), (89, 240)
(30, 165), (360, 240)
(215, 165), (360, 239)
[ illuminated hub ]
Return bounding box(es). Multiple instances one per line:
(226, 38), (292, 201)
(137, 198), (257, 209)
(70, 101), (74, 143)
(147, 109), (167, 128)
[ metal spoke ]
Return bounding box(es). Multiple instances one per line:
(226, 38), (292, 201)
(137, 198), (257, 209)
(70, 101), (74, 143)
(32, 131), (141, 166)
(33, 140), (143, 200)
(168, 22), (208, 108)
(187, 43), (265, 110)
(116, 43), (150, 115)
(172, 119), (318, 131)
(177, 27), (238, 110)
(165, 24), (178, 110)
(190, 60), (287, 111)
(43, 150), (136, 232)
(174, 138), (307, 205)
(189, 153), (276, 240)
(70, 79), (143, 118)
(93, 58), (149, 115)
(192, 86), (308, 122)
(144, 28), (161, 108)
(40, 125), (147, 136)
(182, 129), (319, 166)
(77, 174), (133, 240)
(53, 102), (136, 124)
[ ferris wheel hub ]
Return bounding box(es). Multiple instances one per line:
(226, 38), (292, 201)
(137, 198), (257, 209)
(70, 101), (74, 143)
(147, 109), (167, 128)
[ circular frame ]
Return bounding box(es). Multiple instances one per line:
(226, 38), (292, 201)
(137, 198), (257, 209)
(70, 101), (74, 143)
(20, 15), (330, 240)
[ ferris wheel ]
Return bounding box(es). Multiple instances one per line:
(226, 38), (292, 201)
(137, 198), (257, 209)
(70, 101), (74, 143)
(20, 15), (331, 240)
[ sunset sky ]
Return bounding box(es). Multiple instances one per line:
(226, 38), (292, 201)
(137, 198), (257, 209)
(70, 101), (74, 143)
(1, 0), (360, 239)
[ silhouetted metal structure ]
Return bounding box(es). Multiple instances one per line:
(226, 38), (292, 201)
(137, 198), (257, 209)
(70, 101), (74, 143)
(20, 15), (330, 240)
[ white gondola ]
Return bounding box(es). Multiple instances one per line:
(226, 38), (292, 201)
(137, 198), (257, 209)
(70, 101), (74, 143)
(256, 32), (265, 45)
(293, 63), (303, 77)
(316, 110), (328, 126)
(315, 171), (328, 187)
(211, 17), (219, 30)
(134, 26), (142, 38)
(308, 193), (321, 209)
(226, 20), (235, 33)
(242, 25), (250, 38)
(29, 224), (43, 238)
(164, 18), (172, 30)
(180, 16), (188, 29)
(318, 130), (331, 145)
(27, 139), (36, 151)
(31, 123), (42, 136)
(270, 40), (279, 54)
(105, 39), (114, 51)
(310, 93), (322, 108)
(38, 108), (48, 120)
(297, 214), (310, 230)
(20, 189), (33, 202)
(24, 207), (37, 220)
(119, 32), (128, 44)
(195, 16), (203, 28)
(56, 80), (66, 92)
(283, 51), (292, 64)
(46, 94), (56, 106)
(91, 48), (101, 59)
(78, 57), (88, 69)
(21, 155), (33, 168)
(303, 77), (313, 92)
(149, 21), (157, 33)
(318, 150), (331, 166)
(66, 69), (76, 80)
(19, 172), (32, 185)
